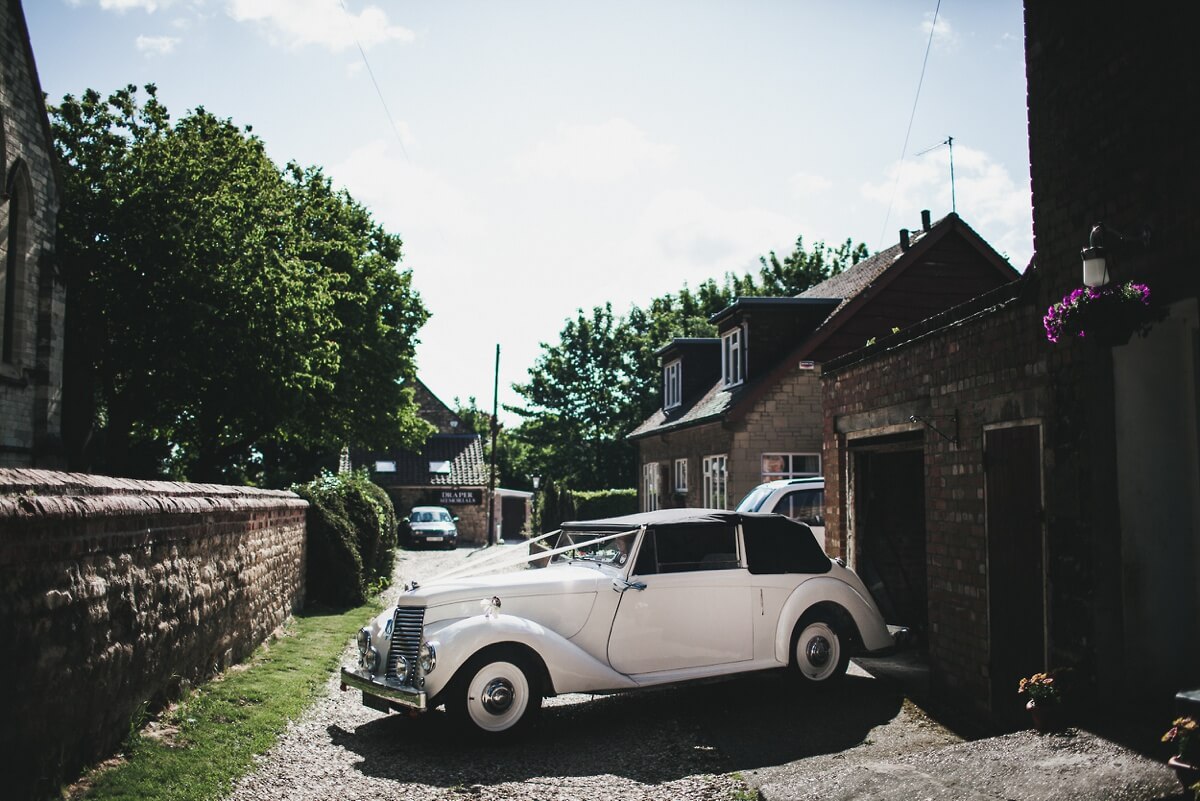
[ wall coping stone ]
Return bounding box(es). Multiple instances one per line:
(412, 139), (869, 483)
(0, 468), (307, 524)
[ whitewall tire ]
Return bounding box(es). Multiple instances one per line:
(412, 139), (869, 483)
(449, 649), (541, 736)
(793, 619), (849, 683)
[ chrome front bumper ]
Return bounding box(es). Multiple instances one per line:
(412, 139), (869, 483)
(340, 666), (428, 711)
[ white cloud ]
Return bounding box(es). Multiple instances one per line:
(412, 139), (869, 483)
(225, 0), (415, 52)
(327, 139), (481, 242)
(921, 12), (958, 50)
(136, 34), (181, 55)
(638, 189), (798, 280)
(860, 144), (1032, 268)
(512, 118), (676, 184)
(102, 0), (164, 10)
(790, 171), (833, 197)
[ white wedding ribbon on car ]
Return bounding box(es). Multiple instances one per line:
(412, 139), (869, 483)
(417, 528), (639, 585)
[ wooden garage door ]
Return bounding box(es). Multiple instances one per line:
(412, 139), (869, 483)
(985, 424), (1045, 719)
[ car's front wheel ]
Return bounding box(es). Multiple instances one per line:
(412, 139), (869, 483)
(447, 647), (541, 736)
(792, 617), (849, 683)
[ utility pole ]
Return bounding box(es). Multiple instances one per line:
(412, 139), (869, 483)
(486, 344), (500, 546)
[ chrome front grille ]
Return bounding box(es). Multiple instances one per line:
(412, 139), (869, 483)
(386, 606), (425, 685)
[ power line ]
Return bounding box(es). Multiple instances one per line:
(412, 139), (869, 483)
(876, 0), (942, 250)
(339, 0), (410, 162)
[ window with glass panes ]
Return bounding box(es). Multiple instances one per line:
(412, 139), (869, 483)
(643, 462), (661, 511)
(674, 458), (688, 492)
(721, 327), (744, 387)
(663, 360), (681, 409)
(703, 454), (728, 508)
(760, 453), (821, 482)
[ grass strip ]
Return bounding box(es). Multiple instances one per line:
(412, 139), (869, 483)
(76, 599), (382, 801)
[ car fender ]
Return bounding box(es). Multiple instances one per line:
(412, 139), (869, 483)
(773, 576), (893, 663)
(423, 613), (638, 699)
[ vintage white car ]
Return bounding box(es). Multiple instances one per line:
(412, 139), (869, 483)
(340, 508), (898, 736)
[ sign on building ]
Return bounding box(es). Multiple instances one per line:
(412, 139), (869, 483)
(438, 488), (483, 506)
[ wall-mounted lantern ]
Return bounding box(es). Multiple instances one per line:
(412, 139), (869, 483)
(1081, 222), (1150, 287)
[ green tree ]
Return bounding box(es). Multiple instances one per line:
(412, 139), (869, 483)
(52, 85), (429, 483)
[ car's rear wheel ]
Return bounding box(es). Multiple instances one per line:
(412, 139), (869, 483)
(792, 617), (849, 683)
(447, 647), (541, 736)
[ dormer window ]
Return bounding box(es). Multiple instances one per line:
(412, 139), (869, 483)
(663, 359), (682, 409)
(721, 326), (745, 387)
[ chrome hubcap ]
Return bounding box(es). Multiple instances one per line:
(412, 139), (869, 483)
(806, 635), (831, 667)
(480, 678), (515, 714)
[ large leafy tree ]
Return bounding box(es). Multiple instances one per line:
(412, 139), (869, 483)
(52, 85), (429, 483)
(512, 237), (868, 491)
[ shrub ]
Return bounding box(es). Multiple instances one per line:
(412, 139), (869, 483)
(571, 488), (637, 520)
(293, 470), (397, 607)
(536, 481), (637, 532)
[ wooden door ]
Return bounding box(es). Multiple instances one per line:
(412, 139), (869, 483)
(985, 424), (1045, 720)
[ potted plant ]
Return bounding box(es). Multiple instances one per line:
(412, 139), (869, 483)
(1043, 280), (1160, 346)
(1018, 670), (1068, 732)
(1163, 716), (1200, 792)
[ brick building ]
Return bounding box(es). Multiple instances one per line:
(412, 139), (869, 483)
(0, 0), (63, 468)
(820, 2), (1199, 724)
(629, 213), (1017, 514)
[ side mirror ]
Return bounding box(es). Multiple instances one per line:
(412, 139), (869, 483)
(453, 516), (460, 523)
(401, 517), (410, 524)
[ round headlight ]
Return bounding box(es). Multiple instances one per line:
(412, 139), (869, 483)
(395, 655), (409, 679)
(361, 645), (381, 674)
(419, 641), (437, 674)
(356, 627), (371, 656)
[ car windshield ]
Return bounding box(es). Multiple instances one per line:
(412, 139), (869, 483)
(735, 485), (775, 513)
(551, 529), (637, 567)
(434, 510), (452, 522)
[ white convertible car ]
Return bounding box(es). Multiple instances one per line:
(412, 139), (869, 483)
(340, 508), (898, 736)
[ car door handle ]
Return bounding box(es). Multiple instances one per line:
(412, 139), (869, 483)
(612, 577), (647, 593)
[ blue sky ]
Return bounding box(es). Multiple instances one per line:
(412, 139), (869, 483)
(27, 1), (1031, 421)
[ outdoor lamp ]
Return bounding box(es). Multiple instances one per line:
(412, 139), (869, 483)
(1081, 224), (1109, 287)
(1080, 222), (1149, 287)
(531, 475), (541, 490)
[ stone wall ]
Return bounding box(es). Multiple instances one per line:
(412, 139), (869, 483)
(0, 469), (307, 799)
(0, 0), (64, 469)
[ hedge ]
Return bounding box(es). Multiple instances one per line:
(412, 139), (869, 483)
(535, 480), (637, 532)
(293, 470), (397, 607)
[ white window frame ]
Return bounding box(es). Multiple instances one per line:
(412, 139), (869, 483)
(721, 325), (745, 387)
(760, 452), (821, 482)
(663, 359), (682, 410)
(643, 462), (661, 511)
(674, 458), (688, 493)
(702, 454), (728, 509)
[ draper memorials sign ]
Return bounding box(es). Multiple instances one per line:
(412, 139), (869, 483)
(439, 489), (483, 506)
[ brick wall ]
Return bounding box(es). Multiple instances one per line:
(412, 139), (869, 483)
(0, 0), (63, 469)
(0, 469), (307, 799)
(824, 294), (1050, 715)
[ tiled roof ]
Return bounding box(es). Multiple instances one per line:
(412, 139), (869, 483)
(628, 381), (735, 438)
(798, 241), (906, 315)
(357, 434), (487, 487)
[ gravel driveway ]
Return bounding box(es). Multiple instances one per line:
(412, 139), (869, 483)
(227, 544), (951, 801)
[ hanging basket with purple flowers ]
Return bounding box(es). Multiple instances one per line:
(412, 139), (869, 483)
(1043, 281), (1160, 346)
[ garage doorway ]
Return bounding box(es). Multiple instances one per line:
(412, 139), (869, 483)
(852, 438), (928, 639)
(985, 423), (1046, 720)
